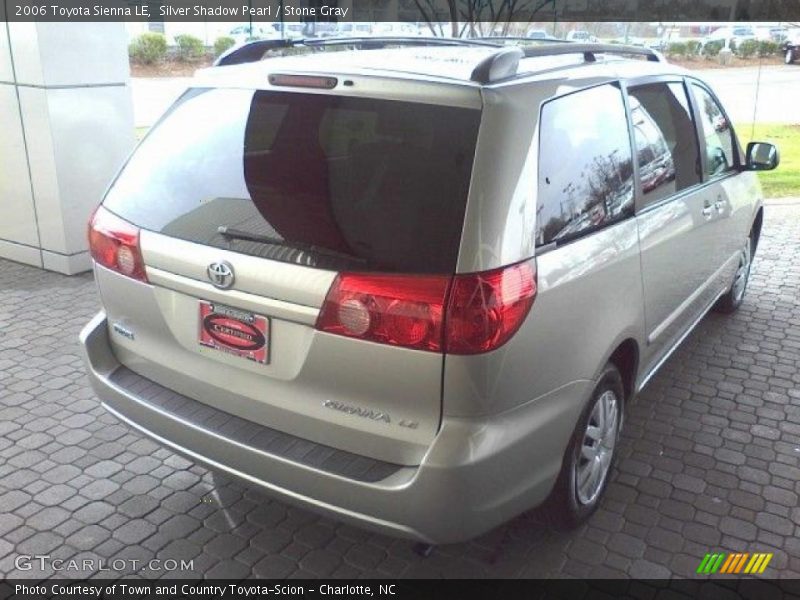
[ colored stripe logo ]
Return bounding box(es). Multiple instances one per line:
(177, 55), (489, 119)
(697, 552), (773, 574)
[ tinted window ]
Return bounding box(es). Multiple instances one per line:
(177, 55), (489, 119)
(627, 82), (701, 207)
(104, 89), (481, 274)
(691, 84), (737, 178)
(536, 84), (634, 246)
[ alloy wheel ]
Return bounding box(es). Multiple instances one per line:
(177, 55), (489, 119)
(732, 239), (752, 303)
(575, 389), (619, 505)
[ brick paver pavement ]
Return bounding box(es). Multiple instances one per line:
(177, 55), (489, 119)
(0, 204), (799, 579)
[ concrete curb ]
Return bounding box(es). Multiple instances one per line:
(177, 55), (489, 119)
(764, 197), (800, 205)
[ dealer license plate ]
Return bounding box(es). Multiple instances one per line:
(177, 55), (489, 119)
(198, 301), (269, 364)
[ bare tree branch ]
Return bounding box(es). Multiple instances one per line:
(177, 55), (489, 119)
(407, 0), (560, 38)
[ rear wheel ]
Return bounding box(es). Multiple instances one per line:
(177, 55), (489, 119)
(714, 235), (753, 314)
(541, 364), (624, 529)
(787, 48), (796, 65)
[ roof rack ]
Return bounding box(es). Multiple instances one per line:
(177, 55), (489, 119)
(470, 47), (525, 84)
(214, 38), (665, 85)
(214, 36), (502, 67)
(469, 36), (570, 44)
(521, 43), (662, 62)
(470, 42), (663, 84)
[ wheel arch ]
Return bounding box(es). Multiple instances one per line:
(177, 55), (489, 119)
(605, 338), (640, 404)
(751, 205), (764, 256)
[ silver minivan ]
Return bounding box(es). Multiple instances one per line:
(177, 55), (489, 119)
(80, 40), (778, 544)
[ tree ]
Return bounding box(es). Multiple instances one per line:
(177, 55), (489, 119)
(411, 0), (557, 38)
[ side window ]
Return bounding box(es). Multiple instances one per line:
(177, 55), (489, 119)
(536, 84), (634, 247)
(627, 82), (701, 207)
(691, 84), (737, 178)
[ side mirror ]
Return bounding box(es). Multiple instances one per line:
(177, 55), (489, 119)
(745, 142), (779, 171)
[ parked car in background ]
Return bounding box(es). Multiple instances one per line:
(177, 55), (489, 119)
(783, 30), (800, 64)
(752, 27), (775, 42)
(270, 23), (307, 39)
(621, 37), (647, 47)
(701, 25), (756, 49)
(335, 22), (373, 37)
(371, 22), (420, 36)
(304, 22), (339, 38)
(647, 39), (670, 51)
(566, 30), (598, 42)
(526, 29), (548, 39)
(769, 26), (788, 42)
(82, 39), (777, 544)
(230, 23), (316, 42)
(228, 24), (274, 44)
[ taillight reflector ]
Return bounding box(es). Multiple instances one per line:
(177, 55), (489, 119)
(315, 262), (536, 355)
(445, 262), (537, 355)
(316, 274), (449, 352)
(88, 205), (148, 282)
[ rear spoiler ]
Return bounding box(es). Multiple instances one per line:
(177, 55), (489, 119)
(213, 36), (502, 67)
(214, 39), (294, 67)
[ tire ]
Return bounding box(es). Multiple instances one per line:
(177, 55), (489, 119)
(787, 48), (796, 65)
(541, 364), (624, 529)
(714, 235), (753, 314)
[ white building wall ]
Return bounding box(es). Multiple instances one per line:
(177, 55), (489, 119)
(0, 22), (134, 274)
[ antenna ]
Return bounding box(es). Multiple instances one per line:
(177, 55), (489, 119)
(751, 46), (763, 141)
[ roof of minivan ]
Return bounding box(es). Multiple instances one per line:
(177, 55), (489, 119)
(195, 45), (689, 89)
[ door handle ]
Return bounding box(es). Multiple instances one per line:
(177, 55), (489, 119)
(702, 203), (714, 218)
(714, 197), (725, 213)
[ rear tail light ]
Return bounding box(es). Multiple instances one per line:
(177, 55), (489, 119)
(315, 262), (536, 354)
(444, 262), (536, 354)
(88, 205), (148, 282)
(316, 274), (449, 352)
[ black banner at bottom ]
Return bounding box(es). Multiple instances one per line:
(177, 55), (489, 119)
(2, 579), (800, 600)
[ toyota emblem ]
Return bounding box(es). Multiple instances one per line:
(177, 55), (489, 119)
(207, 261), (235, 290)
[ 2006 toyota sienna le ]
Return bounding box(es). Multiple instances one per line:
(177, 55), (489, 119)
(80, 39), (779, 544)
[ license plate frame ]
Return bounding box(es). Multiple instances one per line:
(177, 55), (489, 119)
(198, 301), (270, 365)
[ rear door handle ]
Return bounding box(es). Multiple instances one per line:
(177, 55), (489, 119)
(702, 202), (714, 218)
(714, 197), (725, 213)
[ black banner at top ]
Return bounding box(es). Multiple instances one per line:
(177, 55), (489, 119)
(2, 0), (800, 22)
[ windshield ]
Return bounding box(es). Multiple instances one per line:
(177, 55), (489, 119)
(104, 88), (481, 274)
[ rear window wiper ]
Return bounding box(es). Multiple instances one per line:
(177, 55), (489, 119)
(217, 226), (367, 265)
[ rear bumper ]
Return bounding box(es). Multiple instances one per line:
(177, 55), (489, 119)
(80, 311), (585, 544)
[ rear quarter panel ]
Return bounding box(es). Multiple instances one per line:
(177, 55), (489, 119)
(449, 74), (648, 421)
(443, 219), (645, 419)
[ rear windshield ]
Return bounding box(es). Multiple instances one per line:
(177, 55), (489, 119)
(104, 88), (481, 274)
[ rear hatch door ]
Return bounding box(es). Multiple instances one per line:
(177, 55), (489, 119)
(99, 83), (482, 465)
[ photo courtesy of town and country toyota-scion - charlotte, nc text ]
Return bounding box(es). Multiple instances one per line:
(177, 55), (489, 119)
(13, 2), (350, 18)
(14, 583), (396, 597)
